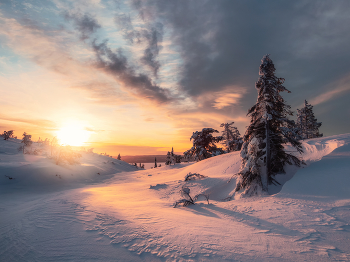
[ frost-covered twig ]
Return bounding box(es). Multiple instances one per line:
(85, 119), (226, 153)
(174, 186), (195, 207)
(193, 193), (210, 204)
(184, 172), (206, 181)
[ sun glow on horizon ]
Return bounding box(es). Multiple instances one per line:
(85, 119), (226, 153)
(56, 123), (91, 146)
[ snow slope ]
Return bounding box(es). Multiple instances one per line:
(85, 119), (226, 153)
(0, 139), (137, 193)
(1, 134), (350, 261)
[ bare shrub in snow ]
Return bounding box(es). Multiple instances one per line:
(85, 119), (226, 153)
(43, 138), (50, 146)
(174, 186), (209, 207)
(174, 186), (195, 207)
(50, 137), (59, 157)
(54, 145), (81, 165)
(184, 172), (206, 181)
(193, 193), (210, 204)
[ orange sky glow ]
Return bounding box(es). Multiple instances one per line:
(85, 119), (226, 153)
(1, 1), (349, 156)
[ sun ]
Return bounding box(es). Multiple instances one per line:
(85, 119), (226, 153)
(56, 123), (91, 146)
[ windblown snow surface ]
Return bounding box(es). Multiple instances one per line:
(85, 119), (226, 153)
(1, 134), (350, 261)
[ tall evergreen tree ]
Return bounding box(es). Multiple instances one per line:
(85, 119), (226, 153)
(235, 55), (303, 196)
(296, 100), (323, 139)
(220, 122), (243, 152)
(154, 157), (157, 168)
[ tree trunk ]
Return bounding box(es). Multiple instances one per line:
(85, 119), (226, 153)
(263, 120), (270, 192)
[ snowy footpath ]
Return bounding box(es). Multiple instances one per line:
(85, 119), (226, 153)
(1, 134), (350, 261)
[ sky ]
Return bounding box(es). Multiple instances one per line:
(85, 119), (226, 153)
(0, 0), (350, 156)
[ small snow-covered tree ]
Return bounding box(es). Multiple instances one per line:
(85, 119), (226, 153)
(166, 147), (181, 164)
(175, 155), (182, 163)
(297, 100), (323, 139)
(184, 128), (224, 161)
(171, 147), (175, 164)
(220, 122), (243, 152)
(235, 55), (303, 197)
(1, 130), (14, 140)
(117, 153), (121, 160)
(19, 132), (32, 153)
(154, 157), (157, 168)
(165, 151), (172, 165)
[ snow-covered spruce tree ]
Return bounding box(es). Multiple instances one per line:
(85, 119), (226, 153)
(184, 128), (224, 161)
(171, 147), (175, 164)
(166, 148), (178, 165)
(165, 151), (172, 165)
(220, 122), (243, 152)
(117, 153), (121, 160)
(235, 55), (303, 196)
(297, 100), (323, 139)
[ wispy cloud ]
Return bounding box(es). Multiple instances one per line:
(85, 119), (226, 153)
(64, 11), (101, 40)
(213, 93), (243, 109)
(115, 13), (164, 77)
(0, 114), (56, 129)
(85, 127), (104, 132)
(92, 40), (171, 104)
(0, 12), (139, 105)
(310, 74), (350, 106)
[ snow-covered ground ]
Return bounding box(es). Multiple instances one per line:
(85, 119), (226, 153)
(1, 134), (350, 261)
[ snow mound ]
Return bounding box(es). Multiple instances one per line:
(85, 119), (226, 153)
(279, 140), (350, 199)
